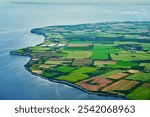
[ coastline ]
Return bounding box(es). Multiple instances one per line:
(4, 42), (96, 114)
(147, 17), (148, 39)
(10, 29), (125, 100)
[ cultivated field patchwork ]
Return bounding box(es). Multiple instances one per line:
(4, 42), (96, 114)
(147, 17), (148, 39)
(11, 21), (150, 99)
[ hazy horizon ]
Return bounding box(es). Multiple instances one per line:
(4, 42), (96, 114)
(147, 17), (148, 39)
(1, 0), (150, 5)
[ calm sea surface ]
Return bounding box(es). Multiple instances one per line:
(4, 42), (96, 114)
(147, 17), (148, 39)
(0, 3), (149, 99)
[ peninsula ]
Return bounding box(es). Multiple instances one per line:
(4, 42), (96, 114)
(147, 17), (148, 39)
(10, 21), (150, 100)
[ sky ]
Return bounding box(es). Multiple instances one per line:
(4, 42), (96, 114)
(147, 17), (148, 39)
(0, 0), (150, 4)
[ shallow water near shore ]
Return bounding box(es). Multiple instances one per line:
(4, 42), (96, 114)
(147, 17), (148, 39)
(0, 2), (150, 99)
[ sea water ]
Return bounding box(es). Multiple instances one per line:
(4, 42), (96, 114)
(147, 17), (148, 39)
(0, 2), (149, 99)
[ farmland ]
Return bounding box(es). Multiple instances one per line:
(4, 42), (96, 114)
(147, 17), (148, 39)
(139, 63), (150, 70)
(125, 72), (150, 82)
(92, 46), (120, 60)
(127, 83), (150, 100)
(94, 60), (116, 67)
(11, 21), (150, 100)
(67, 51), (92, 58)
(101, 80), (140, 96)
(111, 53), (150, 61)
(76, 77), (113, 91)
(99, 70), (125, 78)
(72, 59), (93, 66)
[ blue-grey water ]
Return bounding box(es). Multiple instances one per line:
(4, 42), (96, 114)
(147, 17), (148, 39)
(0, 2), (150, 100)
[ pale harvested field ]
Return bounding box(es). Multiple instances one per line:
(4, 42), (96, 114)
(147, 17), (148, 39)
(94, 60), (116, 66)
(101, 80), (139, 96)
(32, 70), (43, 74)
(127, 70), (139, 74)
(108, 73), (129, 79)
(32, 58), (39, 61)
(39, 65), (54, 69)
(76, 77), (112, 91)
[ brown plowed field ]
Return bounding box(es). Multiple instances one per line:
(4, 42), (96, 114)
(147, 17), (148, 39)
(76, 77), (112, 91)
(101, 79), (139, 96)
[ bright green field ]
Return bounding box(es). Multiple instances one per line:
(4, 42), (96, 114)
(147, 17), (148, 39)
(125, 72), (150, 82)
(92, 46), (120, 60)
(103, 61), (138, 69)
(116, 61), (138, 67)
(55, 66), (75, 73)
(29, 46), (50, 52)
(127, 83), (150, 100)
(56, 66), (97, 83)
(65, 46), (92, 51)
(67, 51), (92, 58)
(74, 66), (98, 74)
(15, 49), (24, 54)
(42, 72), (57, 79)
(56, 73), (89, 83)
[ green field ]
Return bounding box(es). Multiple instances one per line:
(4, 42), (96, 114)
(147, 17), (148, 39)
(55, 65), (75, 73)
(100, 61), (138, 69)
(74, 66), (98, 73)
(116, 61), (137, 66)
(68, 41), (91, 44)
(29, 46), (50, 52)
(92, 46), (120, 60)
(111, 53), (150, 61)
(139, 63), (150, 70)
(14, 49), (24, 54)
(65, 46), (92, 51)
(126, 72), (150, 82)
(56, 66), (97, 83)
(127, 83), (150, 100)
(56, 73), (89, 83)
(67, 51), (92, 58)
(42, 72), (58, 79)
(141, 43), (150, 50)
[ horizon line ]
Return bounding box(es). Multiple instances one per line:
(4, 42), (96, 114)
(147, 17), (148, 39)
(11, 1), (150, 5)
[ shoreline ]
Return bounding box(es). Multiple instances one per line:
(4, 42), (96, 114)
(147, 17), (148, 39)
(10, 30), (125, 100)
(10, 52), (125, 99)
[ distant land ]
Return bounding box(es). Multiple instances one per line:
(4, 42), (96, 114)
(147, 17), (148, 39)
(11, 1), (105, 5)
(10, 21), (150, 100)
(11, 1), (150, 5)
